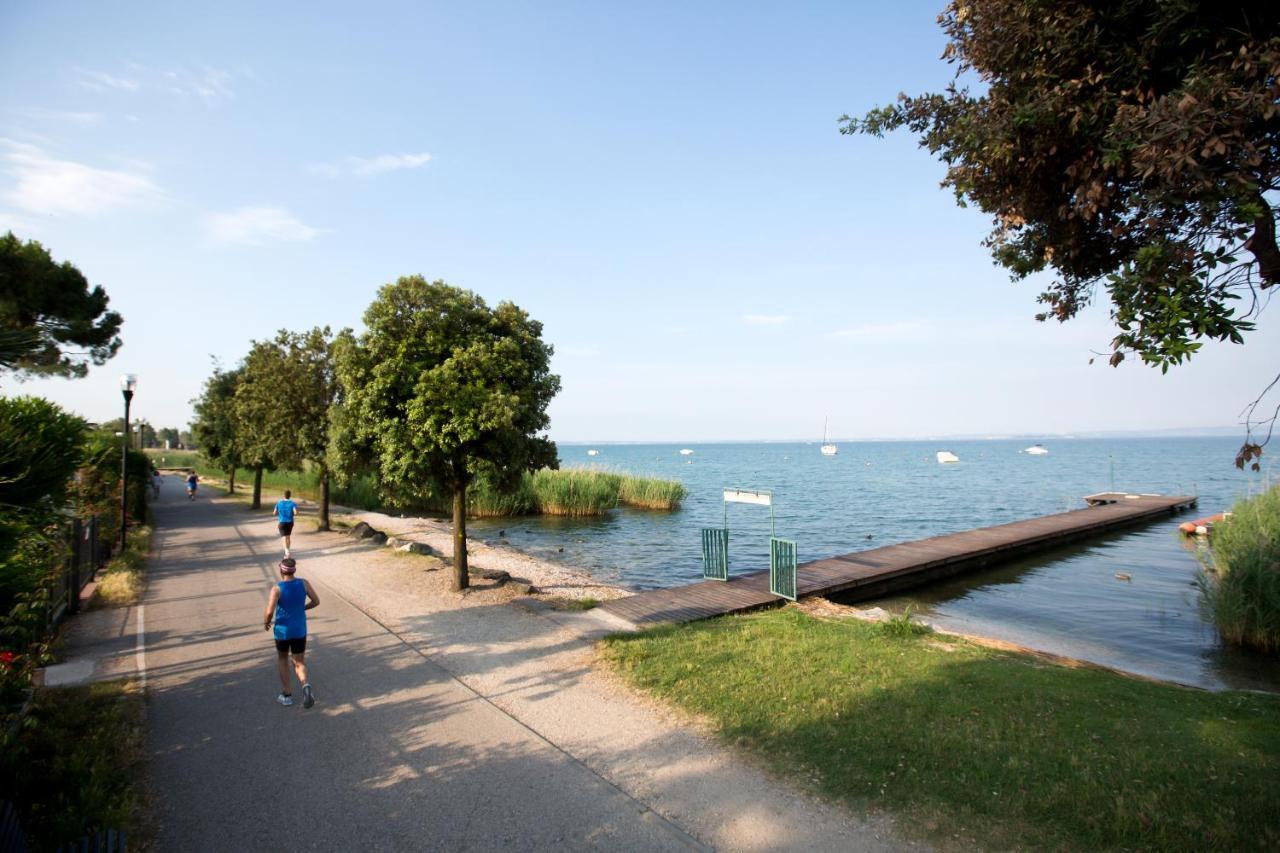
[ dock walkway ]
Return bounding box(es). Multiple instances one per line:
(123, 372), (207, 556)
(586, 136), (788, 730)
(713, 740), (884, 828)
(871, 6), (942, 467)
(602, 492), (1196, 627)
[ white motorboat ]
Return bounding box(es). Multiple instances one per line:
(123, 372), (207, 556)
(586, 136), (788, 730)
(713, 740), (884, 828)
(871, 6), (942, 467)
(587, 449), (600, 456)
(936, 450), (959, 464)
(679, 448), (694, 456)
(1023, 444), (1049, 455)
(820, 416), (838, 456)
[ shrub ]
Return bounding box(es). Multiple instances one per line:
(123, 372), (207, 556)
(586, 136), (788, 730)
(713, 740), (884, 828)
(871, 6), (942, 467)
(1200, 486), (1280, 652)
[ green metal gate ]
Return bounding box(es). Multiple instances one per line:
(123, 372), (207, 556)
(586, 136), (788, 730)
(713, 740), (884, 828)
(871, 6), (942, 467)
(701, 527), (729, 581)
(770, 537), (797, 600)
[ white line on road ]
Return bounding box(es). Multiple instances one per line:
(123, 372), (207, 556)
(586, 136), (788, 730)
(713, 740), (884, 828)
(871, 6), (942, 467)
(135, 604), (147, 689)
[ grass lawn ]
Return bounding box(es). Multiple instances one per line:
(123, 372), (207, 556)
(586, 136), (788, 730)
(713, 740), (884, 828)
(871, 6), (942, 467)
(602, 609), (1280, 851)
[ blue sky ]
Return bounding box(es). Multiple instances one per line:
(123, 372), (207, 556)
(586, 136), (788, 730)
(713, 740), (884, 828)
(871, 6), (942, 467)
(2, 1), (1276, 442)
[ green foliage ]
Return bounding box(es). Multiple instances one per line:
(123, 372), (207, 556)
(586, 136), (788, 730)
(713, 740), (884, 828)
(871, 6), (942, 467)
(190, 363), (245, 477)
(0, 397), (85, 612)
(235, 327), (342, 522)
(0, 232), (123, 378)
(1200, 486), (1280, 652)
(0, 680), (145, 850)
(0, 396), (85, 515)
(337, 277), (561, 587)
(604, 610), (1280, 851)
(843, 2), (1280, 384)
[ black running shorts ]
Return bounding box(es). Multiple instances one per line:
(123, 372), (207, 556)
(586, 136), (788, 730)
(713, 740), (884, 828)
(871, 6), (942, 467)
(278, 521), (294, 536)
(275, 636), (306, 654)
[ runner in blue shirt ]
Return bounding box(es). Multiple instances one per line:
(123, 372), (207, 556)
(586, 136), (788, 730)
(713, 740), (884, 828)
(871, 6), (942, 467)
(262, 557), (319, 708)
(274, 489), (299, 557)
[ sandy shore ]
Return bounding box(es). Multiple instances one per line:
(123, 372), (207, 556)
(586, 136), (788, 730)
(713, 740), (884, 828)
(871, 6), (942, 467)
(325, 504), (631, 602)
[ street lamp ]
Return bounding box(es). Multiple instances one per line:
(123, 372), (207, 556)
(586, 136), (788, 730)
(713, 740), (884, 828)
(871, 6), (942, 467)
(119, 374), (137, 552)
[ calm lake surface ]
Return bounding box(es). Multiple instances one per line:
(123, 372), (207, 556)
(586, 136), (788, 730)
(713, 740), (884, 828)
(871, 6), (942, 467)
(468, 437), (1280, 691)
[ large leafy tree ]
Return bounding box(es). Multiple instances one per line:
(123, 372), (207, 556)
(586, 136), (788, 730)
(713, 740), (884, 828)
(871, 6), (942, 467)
(843, 0), (1280, 466)
(338, 277), (560, 590)
(0, 232), (123, 379)
(237, 328), (341, 527)
(191, 363), (246, 493)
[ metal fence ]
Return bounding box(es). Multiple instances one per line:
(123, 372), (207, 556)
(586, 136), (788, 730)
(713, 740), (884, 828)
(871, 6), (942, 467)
(48, 516), (105, 630)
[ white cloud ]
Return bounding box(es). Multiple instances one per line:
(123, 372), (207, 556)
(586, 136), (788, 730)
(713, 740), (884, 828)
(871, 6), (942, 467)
(21, 108), (103, 125)
(75, 65), (237, 102)
(832, 321), (928, 340)
(742, 314), (790, 326)
(310, 152), (432, 178)
(75, 68), (140, 92)
(2, 140), (161, 216)
(204, 206), (324, 246)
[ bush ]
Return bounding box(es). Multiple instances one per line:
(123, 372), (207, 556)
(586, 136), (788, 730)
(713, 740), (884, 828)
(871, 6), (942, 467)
(1200, 486), (1280, 652)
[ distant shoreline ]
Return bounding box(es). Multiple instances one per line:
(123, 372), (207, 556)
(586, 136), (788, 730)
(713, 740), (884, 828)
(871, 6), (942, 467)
(557, 430), (1246, 446)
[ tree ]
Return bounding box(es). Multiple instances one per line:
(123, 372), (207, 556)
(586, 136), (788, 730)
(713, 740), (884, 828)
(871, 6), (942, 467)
(842, 0), (1280, 466)
(0, 232), (123, 379)
(191, 364), (245, 493)
(337, 278), (560, 590)
(236, 328), (342, 525)
(234, 339), (286, 509)
(157, 427), (180, 449)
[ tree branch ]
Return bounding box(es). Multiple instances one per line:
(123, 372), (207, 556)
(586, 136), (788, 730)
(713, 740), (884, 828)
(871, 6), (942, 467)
(1243, 200), (1280, 288)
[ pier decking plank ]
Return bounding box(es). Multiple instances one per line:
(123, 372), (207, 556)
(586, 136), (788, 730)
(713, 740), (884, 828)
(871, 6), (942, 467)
(601, 492), (1196, 626)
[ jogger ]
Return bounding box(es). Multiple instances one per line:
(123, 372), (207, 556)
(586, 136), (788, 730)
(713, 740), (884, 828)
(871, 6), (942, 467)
(262, 557), (320, 708)
(274, 490), (299, 557)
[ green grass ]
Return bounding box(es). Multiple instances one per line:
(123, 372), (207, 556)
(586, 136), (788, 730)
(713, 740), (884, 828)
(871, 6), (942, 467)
(0, 680), (146, 850)
(602, 609), (1280, 851)
(1201, 486), (1280, 652)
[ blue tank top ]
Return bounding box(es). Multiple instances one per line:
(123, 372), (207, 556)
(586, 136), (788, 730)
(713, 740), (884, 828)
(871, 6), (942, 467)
(273, 579), (307, 640)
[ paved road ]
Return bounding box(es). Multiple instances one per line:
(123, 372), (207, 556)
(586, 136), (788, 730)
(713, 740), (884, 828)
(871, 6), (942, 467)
(144, 482), (705, 851)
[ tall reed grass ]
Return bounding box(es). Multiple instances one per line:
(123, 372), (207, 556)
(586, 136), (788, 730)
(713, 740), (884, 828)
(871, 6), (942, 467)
(1200, 486), (1280, 653)
(159, 453), (685, 518)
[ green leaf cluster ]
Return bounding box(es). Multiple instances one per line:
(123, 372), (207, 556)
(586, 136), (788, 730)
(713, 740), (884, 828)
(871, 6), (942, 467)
(337, 277), (561, 587)
(842, 0), (1280, 372)
(0, 232), (123, 378)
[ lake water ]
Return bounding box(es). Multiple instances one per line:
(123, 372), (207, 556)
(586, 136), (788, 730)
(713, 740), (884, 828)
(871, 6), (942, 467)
(467, 437), (1280, 691)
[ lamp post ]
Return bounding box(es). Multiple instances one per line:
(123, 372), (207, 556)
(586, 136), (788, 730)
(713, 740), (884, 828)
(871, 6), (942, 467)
(119, 374), (137, 552)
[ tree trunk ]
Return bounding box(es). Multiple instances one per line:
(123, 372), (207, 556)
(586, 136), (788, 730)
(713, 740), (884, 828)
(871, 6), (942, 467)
(318, 466), (331, 532)
(251, 465), (264, 509)
(227, 467), (236, 494)
(1245, 205), (1280, 288)
(451, 486), (469, 591)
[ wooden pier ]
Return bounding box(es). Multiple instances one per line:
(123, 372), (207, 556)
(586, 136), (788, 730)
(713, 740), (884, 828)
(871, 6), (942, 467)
(601, 492), (1197, 627)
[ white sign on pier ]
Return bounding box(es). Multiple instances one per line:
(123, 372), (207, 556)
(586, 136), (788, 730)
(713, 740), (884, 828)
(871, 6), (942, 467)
(723, 488), (772, 506)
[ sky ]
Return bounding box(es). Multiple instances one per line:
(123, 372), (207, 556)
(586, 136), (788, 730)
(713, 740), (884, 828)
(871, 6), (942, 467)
(2, 1), (1276, 443)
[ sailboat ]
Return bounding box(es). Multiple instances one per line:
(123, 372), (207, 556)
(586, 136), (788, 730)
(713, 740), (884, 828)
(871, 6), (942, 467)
(820, 417), (838, 456)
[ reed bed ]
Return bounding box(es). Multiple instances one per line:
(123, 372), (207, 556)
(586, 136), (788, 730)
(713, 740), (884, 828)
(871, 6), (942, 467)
(617, 473), (687, 510)
(528, 468), (620, 517)
(1201, 485), (1280, 652)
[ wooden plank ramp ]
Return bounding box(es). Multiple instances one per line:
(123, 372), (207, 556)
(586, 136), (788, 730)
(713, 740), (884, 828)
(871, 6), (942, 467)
(601, 492), (1197, 627)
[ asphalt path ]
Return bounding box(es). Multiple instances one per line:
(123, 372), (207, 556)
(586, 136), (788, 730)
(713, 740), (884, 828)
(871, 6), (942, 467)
(143, 479), (706, 851)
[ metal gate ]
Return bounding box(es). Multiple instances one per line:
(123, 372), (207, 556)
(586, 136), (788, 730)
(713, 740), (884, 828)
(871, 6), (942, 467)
(770, 537), (797, 600)
(701, 527), (729, 581)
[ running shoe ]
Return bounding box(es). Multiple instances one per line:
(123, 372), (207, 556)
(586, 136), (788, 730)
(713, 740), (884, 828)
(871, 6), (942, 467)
(276, 692), (294, 706)
(302, 684), (315, 709)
